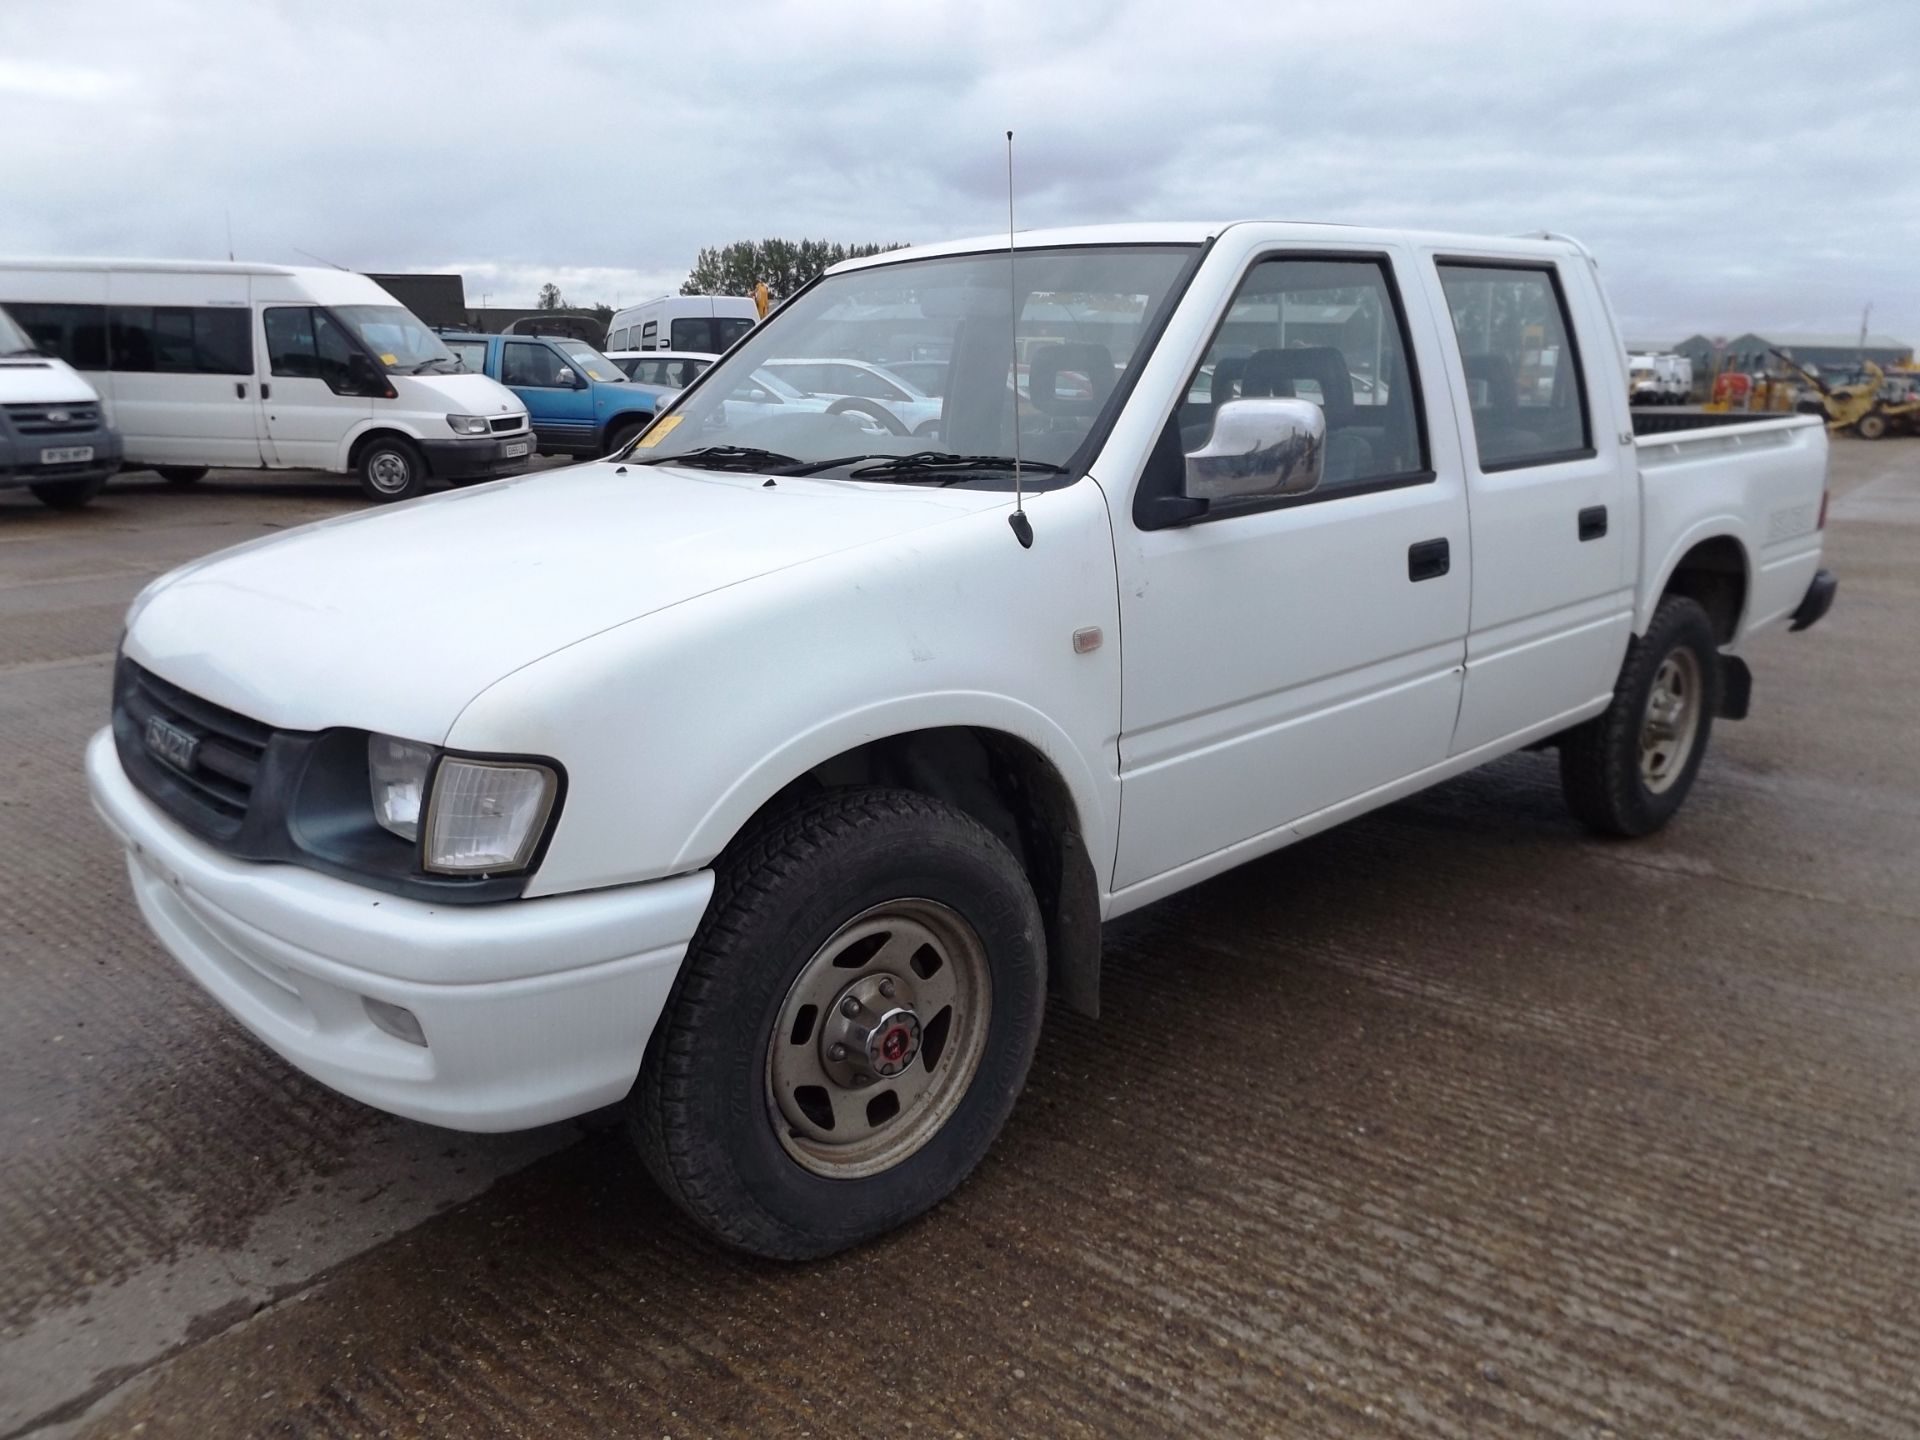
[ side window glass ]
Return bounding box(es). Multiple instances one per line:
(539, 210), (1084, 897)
(265, 307), (319, 378)
(1436, 262), (1591, 469)
(108, 308), (157, 372)
(1177, 255), (1428, 493)
(502, 342), (560, 387)
(640, 321), (658, 349)
(446, 340), (488, 372)
(3, 302), (108, 368)
(194, 309), (252, 374)
(310, 310), (361, 393)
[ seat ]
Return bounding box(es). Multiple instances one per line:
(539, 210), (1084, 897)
(1461, 353), (1544, 463)
(1208, 355), (1248, 407)
(1026, 342), (1116, 417)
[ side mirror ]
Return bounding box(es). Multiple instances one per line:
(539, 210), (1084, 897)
(1183, 397), (1325, 502)
(556, 367), (581, 389)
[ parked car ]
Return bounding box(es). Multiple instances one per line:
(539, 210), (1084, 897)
(886, 359), (949, 396)
(759, 357), (943, 435)
(90, 222), (1834, 1263)
(0, 260), (530, 502)
(607, 295), (757, 355)
(0, 302), (122, 508)
(440, 332), (674, 458)
(607, 349), (716, 387)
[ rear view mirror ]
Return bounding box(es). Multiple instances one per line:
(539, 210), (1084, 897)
(1183, 397), (1325, 502)
(556, 367), (581, 389)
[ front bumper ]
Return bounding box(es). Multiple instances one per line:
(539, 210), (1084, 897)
(0, 426), (123, 487)
(87, 728), (713, 1131)
(419, 431), (533, 482)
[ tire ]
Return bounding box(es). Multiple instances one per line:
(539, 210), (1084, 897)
(631, 787), (1046, 1259)
(603, 417), (648, 457)
(1559, 595), (1721, 838)
(1855, 412), (1887, 441)
(154, 466), (208, 485)
(355, 436), (427, 503)
(826, 398), (910, 436)
(29, 476), (108, 509)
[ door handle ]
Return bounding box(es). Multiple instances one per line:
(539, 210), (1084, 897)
(234, 381), (247, 399)
(1408, 537), (1450, 582)
(261, 381), (271, 400)
(1579, 505), (1608, 541)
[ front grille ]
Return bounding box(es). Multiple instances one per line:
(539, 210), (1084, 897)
(4, 402), (102, 435)
(114, 659), (272, 841)
(489, 414), (526, 433)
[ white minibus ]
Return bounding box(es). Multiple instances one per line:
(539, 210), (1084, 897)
(0, 260), (531, 502)
(605, 295), (758, 355)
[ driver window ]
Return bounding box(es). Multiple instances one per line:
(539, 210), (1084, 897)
(502, 341), (562, 388)
(1178, 255), (1427, 492)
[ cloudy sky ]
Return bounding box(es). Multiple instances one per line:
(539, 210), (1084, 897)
(2, 0), (1911, 344)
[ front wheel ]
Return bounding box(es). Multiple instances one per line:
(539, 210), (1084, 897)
(826, 398), (910, 436)
(355, 437), (427, 503)
(1559, 595), (1721, 837)
(1856, 412), (1888, 441)
(603, 417), (648, 457)
(630, 788), (1046, 1259)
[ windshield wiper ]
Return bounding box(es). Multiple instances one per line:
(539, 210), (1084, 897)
(635, 444), (801, 471)
(842, 452), (1068, 480)
(411, 357), (459, 374)
(2, 347), (49, 359)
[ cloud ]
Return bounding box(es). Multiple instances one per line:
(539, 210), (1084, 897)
(0, 0), (1908, 342)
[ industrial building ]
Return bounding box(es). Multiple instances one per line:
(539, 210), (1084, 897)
(1673, 331), (1913, 382)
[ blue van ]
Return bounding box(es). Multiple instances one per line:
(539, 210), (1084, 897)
(440, 333), (674, 458)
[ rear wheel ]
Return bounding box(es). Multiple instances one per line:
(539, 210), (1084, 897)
(826, 398), (909, 436)
(29, 476), (108, 509)
(154, 465), (208, 485)
(630, 787), (1045, 1259)
(355, 436), (427, 503)
(1856, 411), (1888, 441)
(1559, 595), (1720, 837)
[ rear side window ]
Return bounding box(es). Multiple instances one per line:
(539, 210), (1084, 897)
(1436, 262), (1591, 469)
(444, 340), (489, 373)
(104, 306), (252, 375)
(640, 320), (658, 349)
(4, 301), (108, 368)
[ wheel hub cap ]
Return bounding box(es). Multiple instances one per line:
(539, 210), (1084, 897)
(819, 975), (922, 1085)
(1639, 647), (1701, 794)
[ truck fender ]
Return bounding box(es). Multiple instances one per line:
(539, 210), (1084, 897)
(1637, 517), (1751, 637)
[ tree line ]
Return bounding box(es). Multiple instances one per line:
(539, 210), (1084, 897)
(533, 238), (908, 320)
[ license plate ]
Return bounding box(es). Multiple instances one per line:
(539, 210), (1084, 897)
(503, 441), (530, 458)
(41, 445), (94, 464)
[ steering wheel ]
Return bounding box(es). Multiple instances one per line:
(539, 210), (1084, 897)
(825, 398), (909, 436)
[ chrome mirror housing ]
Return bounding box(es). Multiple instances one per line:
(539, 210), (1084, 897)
(1183, 397), (1325, 502)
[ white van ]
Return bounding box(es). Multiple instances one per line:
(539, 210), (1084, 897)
(605, 295), (758, 355)
(0, 260), (532, 502)
(0, 303), (122, 509)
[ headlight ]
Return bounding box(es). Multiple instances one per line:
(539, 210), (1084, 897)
(424, 759), (559, 873)
(369, 735), (435, 840)
(445, 413), (490, 435)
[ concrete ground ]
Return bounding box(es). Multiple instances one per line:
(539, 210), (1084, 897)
(2, 444), (1915, 1438)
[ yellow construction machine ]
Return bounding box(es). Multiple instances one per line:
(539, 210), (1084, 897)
(1772, 351), (1920, 439)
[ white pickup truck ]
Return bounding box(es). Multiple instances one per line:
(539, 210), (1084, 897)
(89, 222), (1835, 1259)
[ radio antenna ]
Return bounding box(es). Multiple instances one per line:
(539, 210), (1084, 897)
(1005, 129), (1033, 549)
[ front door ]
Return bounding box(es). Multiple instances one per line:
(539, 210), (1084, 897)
(1112, 244), (1472, 896)
(260, 304), (373, 470)
(501, 340), (595, 451)
(101, 270), (264, 468)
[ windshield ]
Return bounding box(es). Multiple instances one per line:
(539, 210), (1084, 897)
(333, 305), (459, 373)
(0, 306), (35, 357)
(633, 245), (1198, 480)
(556, 340), (625, 383)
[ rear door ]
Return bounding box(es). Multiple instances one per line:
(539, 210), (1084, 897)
(104, 270), (264, 468)
(1111, 239), (1472, 894)
(1425, 253), (1636, 753)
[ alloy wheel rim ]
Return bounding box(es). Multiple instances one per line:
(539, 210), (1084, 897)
(766, 898), (992, 1179)
(1639, 647), (1701, 794)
